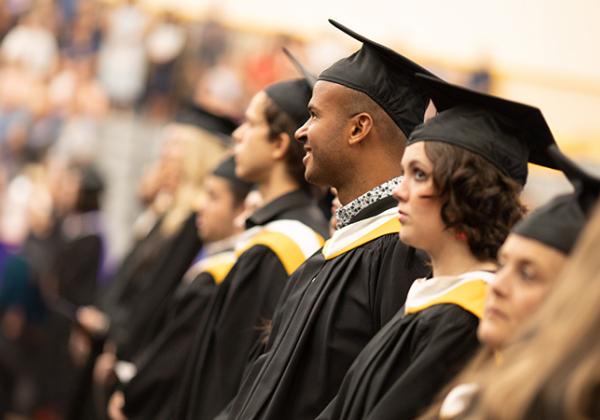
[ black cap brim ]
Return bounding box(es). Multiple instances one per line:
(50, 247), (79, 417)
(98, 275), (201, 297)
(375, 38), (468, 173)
(176, 102), (238, 144)
(414, 73), (558, 170)
(548, 145), (600, 215)
(283, 47), (317, 88)
(328, 19), (436, 79)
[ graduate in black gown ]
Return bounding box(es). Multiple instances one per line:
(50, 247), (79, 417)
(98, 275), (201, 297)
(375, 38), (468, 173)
(101, 156), (253, 420)
(169, 75), (329, 420)
(315, 74), (561, 420)
(425, 146), (600, 420)
(53, 163), (107, 308)
(69, 105), (232, 419)
(218, 20), (433, 420)
(43, 163), (108, 417)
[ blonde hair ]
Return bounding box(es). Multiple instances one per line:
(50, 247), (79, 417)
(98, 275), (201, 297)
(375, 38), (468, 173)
(160, 123), (227, 236)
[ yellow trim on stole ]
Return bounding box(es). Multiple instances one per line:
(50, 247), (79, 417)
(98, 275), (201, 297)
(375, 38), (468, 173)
(236, 231), (324, 275)
(323, 217), (401, 260)
(202, 253), (237, 285)
(404, 280), (488, 319)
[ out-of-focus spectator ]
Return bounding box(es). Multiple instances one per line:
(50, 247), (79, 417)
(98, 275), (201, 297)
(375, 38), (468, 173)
(50, 58), (108, 164)
(195, 17), (229, 68)
(145, 12), (187, 118)
(62, 3), (102, 63)
(194, 54), (245, 118)
(98, 0), (149, 107)
(1, 8), (59, 79)
(4, 0), (33, 23)
(243, 34), (297, 92)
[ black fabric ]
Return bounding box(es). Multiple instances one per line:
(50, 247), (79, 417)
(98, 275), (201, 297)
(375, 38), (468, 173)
(77, 165), (104, 194)
(512, 193), (586, 255)
(316, 304), (480, 420)
(96, 215), (165, 321)
(175, 102), (238, 138)
(170, 190), (328, 420)
(49, 214), (166, 420)
(116, 212), (203, 361)
(349, 195), (398, 225)
(549, 144), (600, 216)
(265, 78), (312, 130)
(408, 73), (558, 184)
(121, 271), (219, 420)
(219, 201), (429, 420)
(318, 19), (436, 137)
(54, 234), (103, 307)
(174, 249), (289, 420)
(512, 145), (600, 255)
(245, 189), (330, 237)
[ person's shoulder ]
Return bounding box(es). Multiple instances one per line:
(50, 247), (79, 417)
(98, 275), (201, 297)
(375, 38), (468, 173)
(417, 303), (480, 326)
(281, 204), (329, 237)
(236, 243), (279, 261)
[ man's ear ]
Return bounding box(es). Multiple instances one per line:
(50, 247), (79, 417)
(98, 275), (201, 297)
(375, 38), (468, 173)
(271, 132), (292, 160)
(348, 113), (374, 146)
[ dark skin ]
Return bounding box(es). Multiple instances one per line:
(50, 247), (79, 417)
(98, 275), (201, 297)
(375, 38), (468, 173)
(295, 81), (405, 205)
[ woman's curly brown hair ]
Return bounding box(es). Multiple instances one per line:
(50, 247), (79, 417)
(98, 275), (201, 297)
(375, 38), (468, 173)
(424, 141), (527, 261)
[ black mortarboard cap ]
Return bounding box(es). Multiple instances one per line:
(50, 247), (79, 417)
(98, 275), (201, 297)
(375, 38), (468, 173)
(318, 19), (437, 137)
(212, 155), (254, 198)
(175, 102), (238, 144)
(548, 145), (600, 215)
(264, 78), (312, 130)
(408, 73), (558, 184)
(512, 146), (600, 255)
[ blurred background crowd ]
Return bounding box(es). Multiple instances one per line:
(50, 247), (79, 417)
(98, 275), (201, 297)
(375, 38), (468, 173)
(0, 0), (598, 419)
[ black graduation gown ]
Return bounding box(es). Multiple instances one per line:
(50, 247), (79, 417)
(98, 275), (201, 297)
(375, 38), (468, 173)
(116, 212), (203, 361)
(43, 212), (105, 416)
(316, 272), (491, 420)
(98, 214), (168, 347)
(53, 213), (105, 307)
(171, 190), (329, 420)
(121, 251), (237, 420)
(59, 214), (166, 420)
(219, 196), (430, 420)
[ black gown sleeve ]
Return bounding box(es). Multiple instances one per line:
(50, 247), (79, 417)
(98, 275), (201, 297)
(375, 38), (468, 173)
(369, 238), (429, 328)
(55, 234), (103, 306)
(172, 245), (289, 420)
(117, 213), (202, 361)
(120, 273), (217, 420)
(366, 306), (480, 420)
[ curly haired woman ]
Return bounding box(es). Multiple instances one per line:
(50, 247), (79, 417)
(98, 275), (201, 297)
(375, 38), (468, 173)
(420, 145), (600, 420)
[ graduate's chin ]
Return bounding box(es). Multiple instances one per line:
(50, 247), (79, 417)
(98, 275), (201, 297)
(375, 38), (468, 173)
(304, 166), (321, 186)
(398, 229), (416, 247)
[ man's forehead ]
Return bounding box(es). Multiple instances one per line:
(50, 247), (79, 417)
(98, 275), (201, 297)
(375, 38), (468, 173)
(247, 91), (268, 117)
(311, 80), (347, 104)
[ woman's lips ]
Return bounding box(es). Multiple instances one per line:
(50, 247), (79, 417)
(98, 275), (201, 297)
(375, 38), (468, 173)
(397, 209), (408, 223)
(484, 306), (509, 321)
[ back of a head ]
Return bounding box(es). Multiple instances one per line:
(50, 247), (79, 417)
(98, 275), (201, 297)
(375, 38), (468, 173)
(264, 78), (314, 191)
